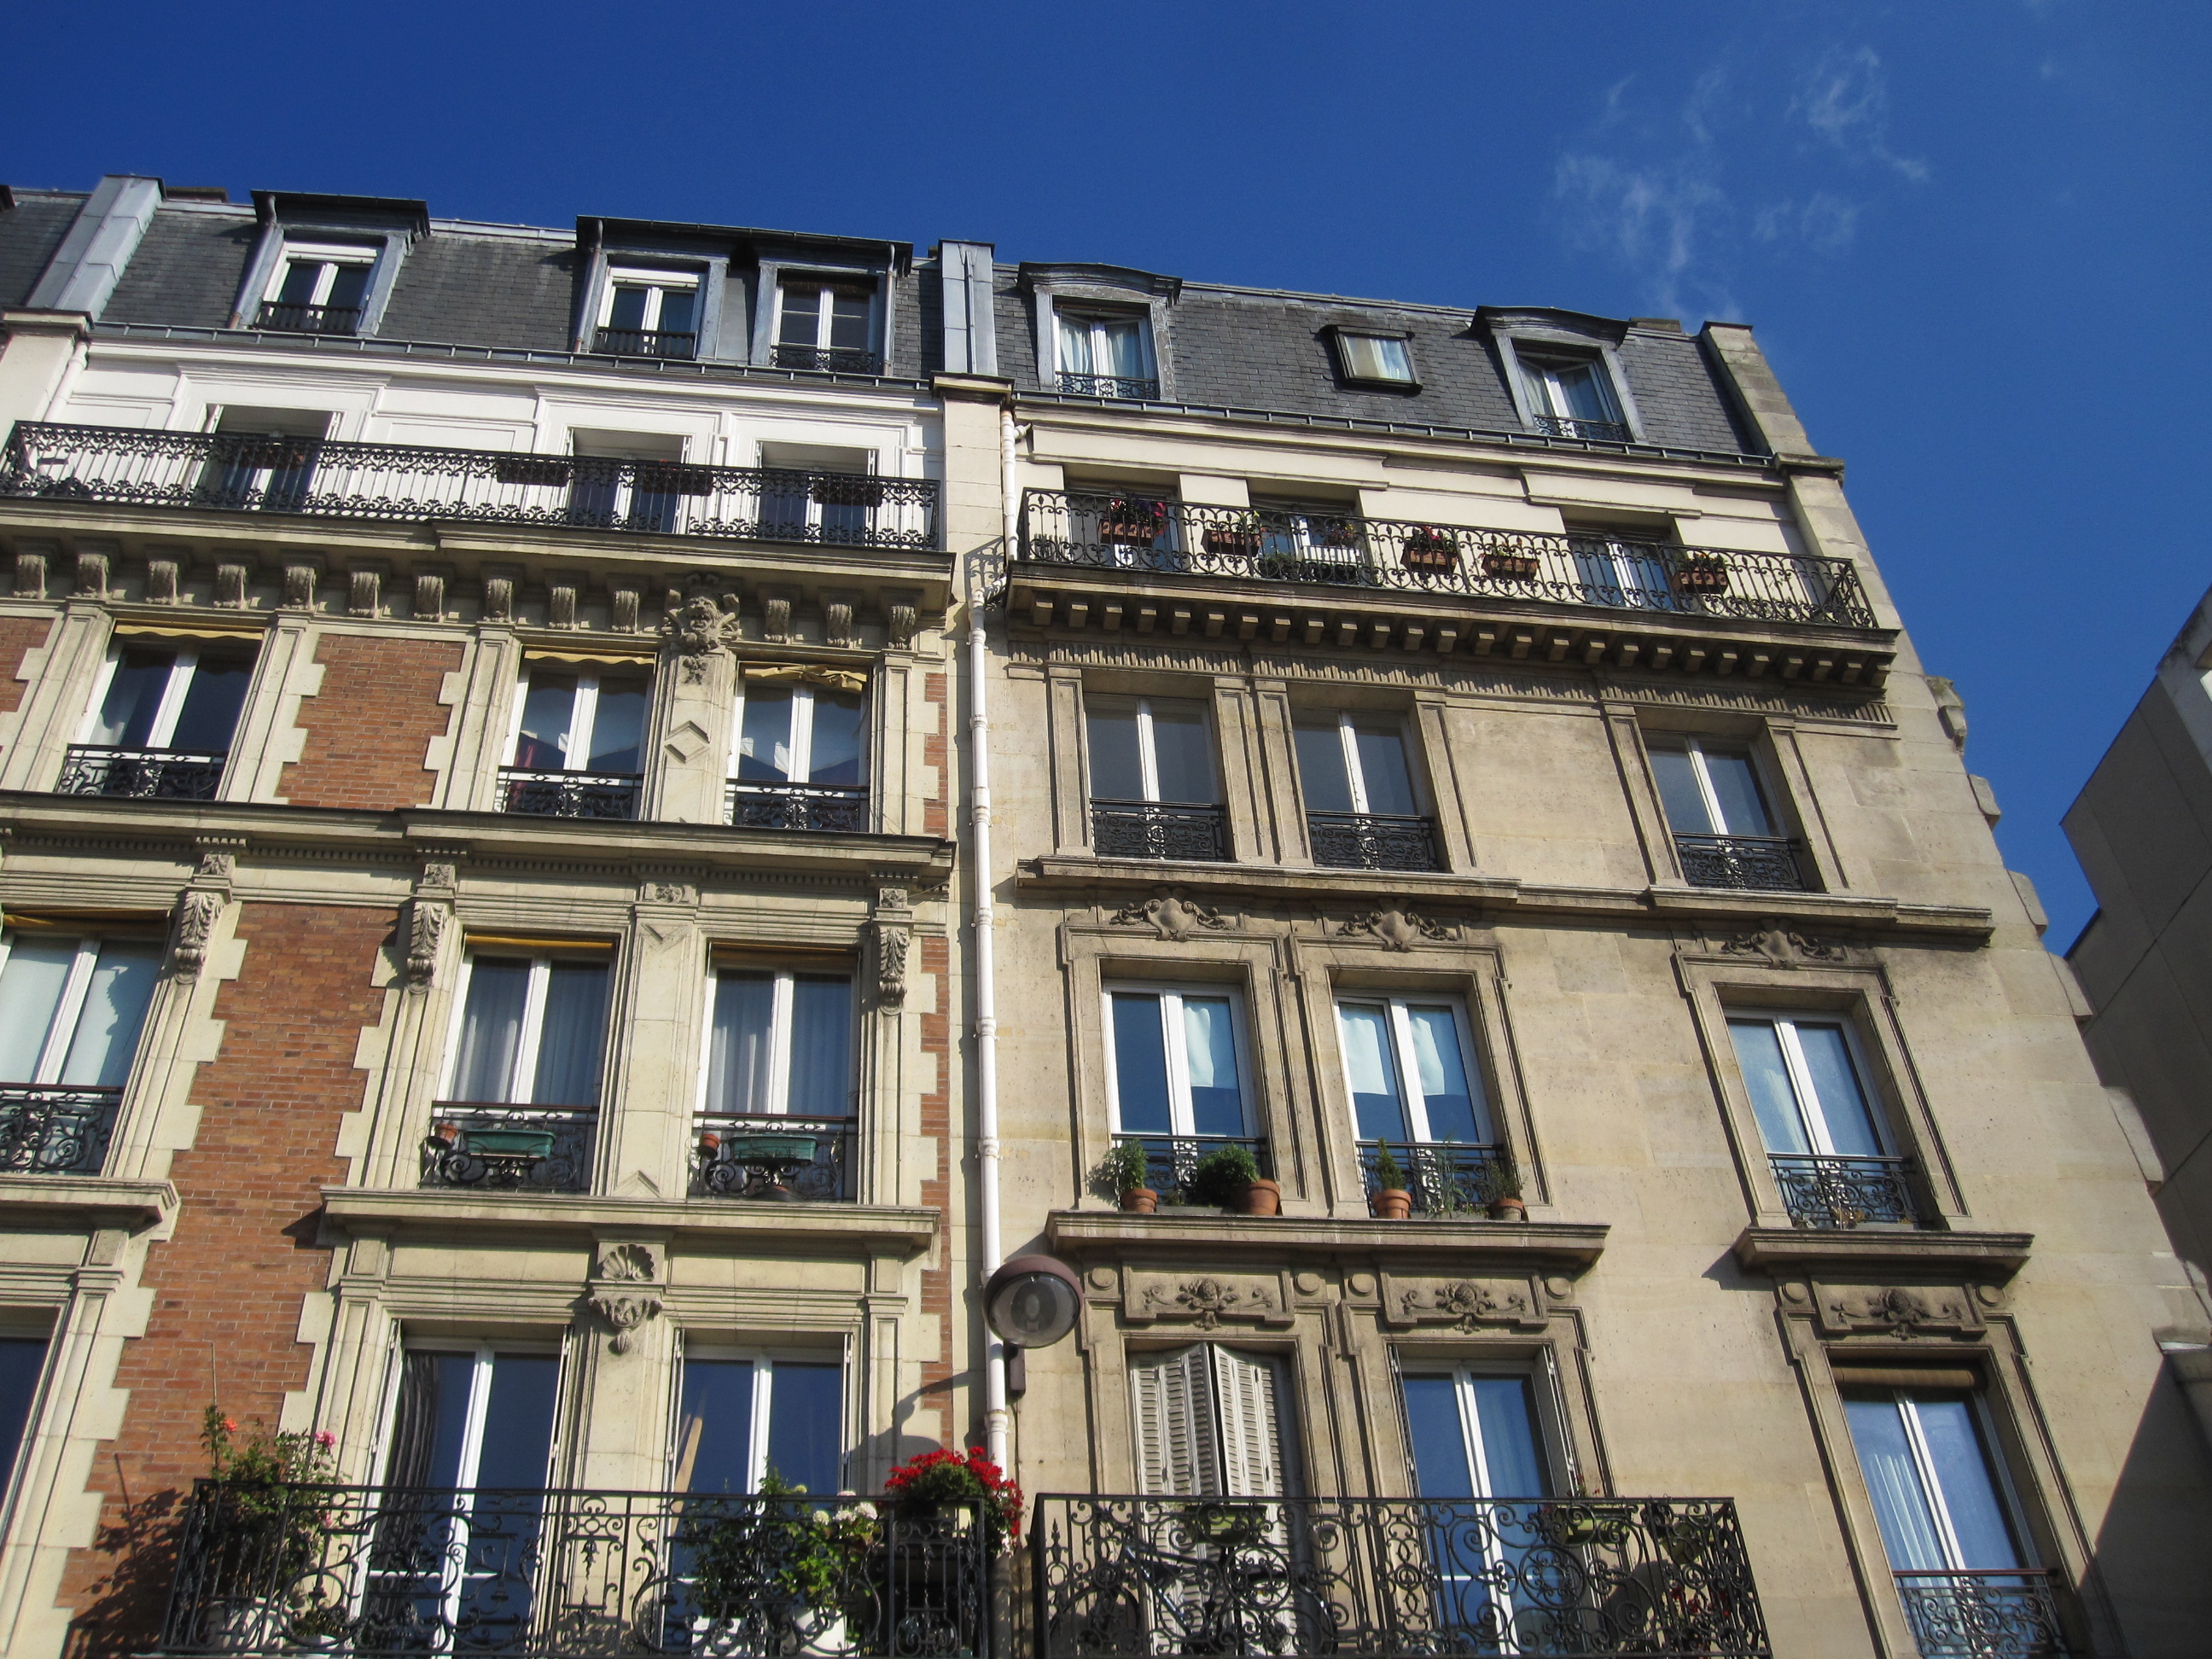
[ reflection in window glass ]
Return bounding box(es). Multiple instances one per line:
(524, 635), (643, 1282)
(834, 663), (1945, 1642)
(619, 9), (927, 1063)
(1727, 1016), (1883, 1158)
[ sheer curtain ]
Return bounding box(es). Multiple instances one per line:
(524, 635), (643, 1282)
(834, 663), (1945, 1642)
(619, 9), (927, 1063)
(60, 943), (160, 1087)
(707, 973), (777, 1114)
(1056, 314), (1094, 377)
(1406, 1008), (1481, 1143)
(1337, 1004), (1406, 1141)
(0, 940), (76, 1082)
(1181, 997), (1243, 1138)
(1727, 1020), (1813, 1155)
(1844, 1396), (1949, 1571)
(451, 959), (530, 1102)
(530, 963), (608, 1107)
(785, 976), (853, 1117)
(1796, 1024), (1883, 1155)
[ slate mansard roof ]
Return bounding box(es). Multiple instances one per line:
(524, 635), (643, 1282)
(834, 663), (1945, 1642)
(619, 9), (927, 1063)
(0, 182), (1757, 458)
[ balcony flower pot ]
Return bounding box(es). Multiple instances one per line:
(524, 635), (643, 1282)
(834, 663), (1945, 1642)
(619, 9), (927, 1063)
(1482, 544), (1542, 581)
(1400, 529), (1459, 574)
(1185, 1144), (1262, 1211)
(1202, 527), (1263, 557)
(1538, 1501), (1635, 1548)
(1674, 555), (1731, 595)
(1238, 1179), (1281, 1217)
(1487, 1195), (1528, 1222)
(1371, 1189), (1413, 1220)
(463, 1126), (558, 1160)
(723, 1132), (821, 1166)
(1313, 518), (1361, 547)
(1121, 1186), (1158, 1214)
(1097, 498), (1167, 546)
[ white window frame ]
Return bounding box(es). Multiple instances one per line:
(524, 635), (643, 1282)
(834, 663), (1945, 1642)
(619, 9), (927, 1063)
(0, 933), (142, 1086)
(771, 278), (876, 356)
(1729, 1010), (1889, 1157)
(1649, 734), (1776, 837)
(1332, 331), (1417, 386)
(694, 965), (857, 1119)
(671, 1341), (849, 1494)
(506, 667), (642, 776)
(1088, 696), (1214, 805)
(79, 645), (229, 752)
(1102, 982), (1251, 1140)
(1513, 348), (1626, 428)
(1848, 1388), (2035, 1574)
(1300, 711), (1423, 816)
(1399, 1363), (1558, 1497)
(260, 240), (377, 308)
(597, 265), (703, 334)
(1333, 994), (1489, 1145)
(729, 681), (868, 785)
(439, 954), (585, 1106)
(1052, 305), (1155, 384)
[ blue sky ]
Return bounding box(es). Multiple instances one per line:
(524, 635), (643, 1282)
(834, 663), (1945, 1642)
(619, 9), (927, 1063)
(4, 2), (2206, 943)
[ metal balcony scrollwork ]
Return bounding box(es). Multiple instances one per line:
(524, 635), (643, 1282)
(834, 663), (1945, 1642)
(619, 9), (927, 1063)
(1057, 372), (1160, 400)
(1091, 800), (1228, 863)
(1359, 1140), (1514, 1214)
(1770, 1153), (1923, 1229)
(56, 745), (228, 801)
(420, 1107), (596, 1192)
(725, 783), (870, 833)
(253, 301), (362, 336)
(692, 1114), (856, 1202)
(0, 1085), (121, 1176)
(1034, 1493), (1771, 1659)
(591, 327), (697, 359)
(772, 345), (885, 374)
(1113, 1134), (1272, 1202)
(1307, 811), (1441, 871)
(499, 769), (642, 821)
(1533, 414), (1632, 442)
(1673, 834), (1807, 892)
(1894, 1569), (2069, 1658)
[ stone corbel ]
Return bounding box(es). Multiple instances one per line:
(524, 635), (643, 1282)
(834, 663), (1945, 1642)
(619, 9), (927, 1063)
(411, 565), (451, 623)
(871, 886), (913, 1006)
(280, 554), (324, 612)
(212, 556), (254, 608)
(73, 542), (115, 598)
(661, 584), (740, 683)
(822, 589), (861, 648)
(169, 889), (224, 979)
(759, 585), (800, 645)
(13, 542), (53, 601)
(587, 1240), (666, 1354)
(480, 563), (522, 625)
(547, 581), (579, 630)
(882, 590), (923, 652)
(608, 580), (643, 633)
(405, 856), (460, 989)
(143, 546), (186, 604)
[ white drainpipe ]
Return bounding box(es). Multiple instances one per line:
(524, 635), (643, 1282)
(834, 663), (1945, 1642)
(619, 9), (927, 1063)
(974, 405), (1016, 1469)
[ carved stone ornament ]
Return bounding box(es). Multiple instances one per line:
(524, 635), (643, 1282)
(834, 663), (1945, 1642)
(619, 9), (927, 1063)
(1718, 921), (1848, 967)
(13, 548), (47, 600)
(1814, 1281), (1983, 1340)
(214, 562), (250, 608)
(1126, 1272), (1285, 1330)
(74, 547), (111, 597)
(876, 924), (911, 1006)
(405, 901), (447, 987)
(761, 596), (794, 644)
(662, 591), (738, 682)
(1338, 905), (1452, 952)
(417, 859), (459, 892)
(482, 573), (515, 622)
(885, 603), (920, 650)
(1108, 887), (1228, 942)
(824, 597), (857, 648)
(596, 1241), (661, 1282)
(413, 570), (446, 621)
(195, 848), (236, 882)
(282, 561), (319, 611)
(587, 1291), (663, 1354)
(348, 566), (381, 619)
(610, 585), (641, 633)
(548, 583), (579, 629)
(144, 556), (181, 604)
(171, 890), (224, 977)
(1384, 1275), (1545, 1332)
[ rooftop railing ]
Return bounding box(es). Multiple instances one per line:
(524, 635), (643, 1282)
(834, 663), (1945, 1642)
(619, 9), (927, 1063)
(253, 301), (362, 336)
(592, 326), (697, 359)
(1019, 490), (1876, 629)
(3, 422), (941, 551)
(1533, 413), (1631, 442)
(773, 344), (884, 374)
(1057, 372), (1159, 399)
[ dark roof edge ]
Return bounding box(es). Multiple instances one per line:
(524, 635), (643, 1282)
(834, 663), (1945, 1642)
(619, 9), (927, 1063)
(252, 190), (432, 236)
(578, 217), (913, 274)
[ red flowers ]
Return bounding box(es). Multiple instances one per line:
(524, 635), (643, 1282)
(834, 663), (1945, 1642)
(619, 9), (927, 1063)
(882, 1447), (1024, 1545)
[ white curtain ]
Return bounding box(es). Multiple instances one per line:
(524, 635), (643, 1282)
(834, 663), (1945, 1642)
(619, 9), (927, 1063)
(58, 942), (160, 1087)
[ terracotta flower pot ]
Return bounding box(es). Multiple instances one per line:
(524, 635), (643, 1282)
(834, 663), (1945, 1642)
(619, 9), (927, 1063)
(1487, 1196), (1528, 1222)
(1121, 1186), (1158, 1214)
(1483, 551), (1541, 581)
(1202, 528), (1262, 557)
(1239, 1179), (1281, 1217)
(1674, 559), (1730, 594)
(1371, 1189), (1412, 1220)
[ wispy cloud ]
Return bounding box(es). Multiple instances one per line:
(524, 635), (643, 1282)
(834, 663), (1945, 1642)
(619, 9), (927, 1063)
(1553, 154), (1735, 318)
(1792, 46), (1929, 180)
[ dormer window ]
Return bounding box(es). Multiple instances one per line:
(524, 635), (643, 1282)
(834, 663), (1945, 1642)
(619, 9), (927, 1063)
(256, 243), (375, 335)
(596, 268), (700, 359)
(773, 279), (878, 373)
(1054, 307), (1156, 399)
(1516, 350), (1629, 441)
(1330, 329), (1417, 387)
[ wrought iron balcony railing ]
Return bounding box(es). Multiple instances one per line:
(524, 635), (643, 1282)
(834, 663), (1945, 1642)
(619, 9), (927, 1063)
(56, 744), (228, 801)
(592, 326), (697, 359)
(499, 769), (642, 821)
(1533, 413), (1631, 442)
(421, 1106), (597, 1192)
(772, 344), (884, 374)
(0, 1084), (121, 1176)
(1033, 1493), (1770, 1659)
(1359, 1140), (1515, 1215)
(693, 1113), (856, 1202)
(726, 782), (870, 833)
(1111, 1133), (1272, 1204)
(1673, 833), (1807, 892)
(1307, 811), (1441, 871)
(3, 422), (941, 550)
(1091, 800), (1228, 863)
(1057, 372), (1160, 400)
(1020, 490), (1877, 629)
(1894, 1569), (2068, 1658)
(156, 1481), (987, 1659)
(1770, 1153), (1924, 1230)
(253, 301), (362, 335)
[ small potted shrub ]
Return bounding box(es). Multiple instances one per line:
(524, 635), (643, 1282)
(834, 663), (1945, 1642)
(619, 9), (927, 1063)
(1104, 1140), (1156, 1214)
(1400, 527), (1459, 575)
(1673, 551), (1731, 595)
(1185, 1144), (1263, 1212)
(1313, 515), (1361, 548)
(1097, 497), (1167, 546)
(1482, 1150), (1527, 1222)
(1201, 510), (1266, 559)
(199, 1407), (343, 1648)
(1370, 1144), (1413, 1220)
(883, 1447), (1022, 1553)
(1481, 537), (1542, 582)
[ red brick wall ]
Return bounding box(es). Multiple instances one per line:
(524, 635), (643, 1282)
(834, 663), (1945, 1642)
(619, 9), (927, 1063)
(922, 671), (948, 837)
(58, 903), (393, 1657)
(279, 633), (461, 810)
(0, 614), (57, 717)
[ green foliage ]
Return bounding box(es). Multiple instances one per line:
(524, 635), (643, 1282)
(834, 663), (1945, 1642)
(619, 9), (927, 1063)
(201, 1406), (341, 1621)
(1184, 1144), (1261, 1208)
(1371, 1144), (1407, 1190)
(690, 1470), (879, 1629)
(1103, 1139), (1152, 1195)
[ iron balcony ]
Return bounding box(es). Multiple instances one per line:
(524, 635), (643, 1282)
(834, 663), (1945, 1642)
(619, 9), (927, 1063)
(693, 1113), (857, 1201)
(56, 745), (228, 801)
(1091, 800), (1228, 862)
(420, 1106), (597, 1193)
(253, 301), (362, 336)
(592, 326), (697, 359)
(1894, 1569), (2069, 1658)
(1769, 1153), (1926, 1230)
(0, 1084), (123, 1177)
(1358, 1140), (1515, 1215)
(499, 769), (643, 821)
(1673, 833), (1807, 892)
(1307, 811), (1441, 872)
(726, 782), (870, 833)
(773, 344), (885, 375)
(1109, 1133), (1272, 1203)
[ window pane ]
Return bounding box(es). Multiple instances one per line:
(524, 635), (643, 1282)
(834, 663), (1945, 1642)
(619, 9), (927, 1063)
(1555, 361), (1617, 422)
(678, 1358), (754, 1494)
(1793, 1024), (1883, 1156)
(326, 264), (371, 311)
(1109, 993), (1173, 1134)
(387, 1351), (478, 1488)
(1400, 1374), (1473, 1497)
(1148, 702), (1217, 804)
(0, 1336), (46, 1495)
(608, 286), (650, 331)
(1086, 704), (1145, 800)
(1702, 751), (1773, 836)
(587, 679), (649, 774)
(1914, 1396), (2021, 1570)
(168, 657), (253, 752)
(1844, 1395), (1949, 1571)
(1650, 746), (1714, 835)
(780, 284), (823, 346)
(515, 675), (578, 771)
(707, 973), (777, 1114)
(451, 958), (531, 1101)
(1055, 312), (1093, 375)
(1181, 997), (1243, 1138)
(1294, 724), (1356, 813)
(531, 962), (608, 1108)
(1371, 337), (1412, 380)
(1351, 722), (1418, 816)
(736, 688), (796, 783)
(1468, 1377), (1547, 1498)
(276, 261), (324, 306)
(1337, 1003), (1407, 1142)
(657, 288), (697, 336)
(1100, 319), (1147, 380)
(1343, 335), (1411, 381)
(0, 940), (78, 1082)
(1728, 1019), (1812, 1155)
(786, 976), (852, 1116)
(1406, 1008), (1481, 1143)
(765, 1362), (841, 1495)
(474, 1353), (558, 1490)
(807, 689), (866, 785)
(56, 941), (160, 1088)
(828, 290), (871, 350)
(90, 651), (174, 748)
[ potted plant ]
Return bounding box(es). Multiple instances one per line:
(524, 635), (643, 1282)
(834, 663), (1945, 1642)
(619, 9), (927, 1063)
(1370, 1144), (1413, 1220)
(1482, 1149), (1527, 1221)
(883, 1447), (1022, 1553)
(1312, 515), (1361, 548)
(1673, 551), (1731, 595)
(689, 1472), (873, 1650)
(1185, 1144), (1264, 1212)
(1400, 527), (1459, 574)
(199, 1406), (344, 1649)
(1481, 537), (1543, 582)
(1536, 1498), (1636, 1548)
(1104, 1140), (1157, 1214)
(1097, 497), (1167, 546)
(1200, 510), (1266, 558)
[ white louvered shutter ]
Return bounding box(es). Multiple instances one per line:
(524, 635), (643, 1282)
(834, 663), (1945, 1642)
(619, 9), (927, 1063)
(1131, 1346), (1220, 1496)
(1213, 1348), (1289, 1497)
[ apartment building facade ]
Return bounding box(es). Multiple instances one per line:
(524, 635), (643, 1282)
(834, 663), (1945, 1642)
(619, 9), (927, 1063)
(0, 173), (2198, 1659)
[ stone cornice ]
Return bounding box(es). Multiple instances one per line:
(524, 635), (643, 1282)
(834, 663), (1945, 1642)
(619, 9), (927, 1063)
(1731, 1225), (2034, 1277)
(0, 1174), (176, 1230)
(322, 1187), (938, 1255)
(1046, 1209), (1608, 1269)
